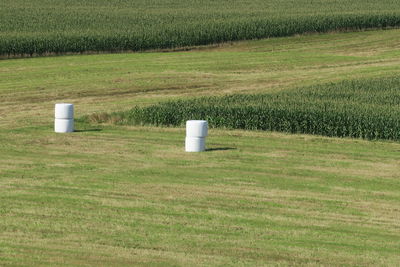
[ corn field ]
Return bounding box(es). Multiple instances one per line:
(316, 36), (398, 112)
(106, 77), (400, 141)
(1, 0), (400, 57)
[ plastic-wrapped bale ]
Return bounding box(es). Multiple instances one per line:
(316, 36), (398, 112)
(185, 137), (206, 152)
(185, 120), (207, 152)
(55, 103), (74, 119)
(54, 118), (74, 133)
(186, 120), (208, 137)
(55, 103), (74, 133)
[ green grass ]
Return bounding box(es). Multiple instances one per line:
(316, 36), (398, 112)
(1, 125), (400, 266)
(1, 0), (400, 56)
(108, 76), (400, 140)
(1, 29), (400, 129)
(1, 29), (400, 265)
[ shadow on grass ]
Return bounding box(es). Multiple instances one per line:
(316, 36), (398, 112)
(74, 129), (103, 132)
(205, 147), (236, 152)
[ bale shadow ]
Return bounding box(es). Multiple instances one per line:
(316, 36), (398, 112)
(205, 147), (236, 152)
(74, 129), (103, 132)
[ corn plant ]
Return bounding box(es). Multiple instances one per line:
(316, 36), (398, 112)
(109, 77), (400, 141)
(1, 0), (400, 57)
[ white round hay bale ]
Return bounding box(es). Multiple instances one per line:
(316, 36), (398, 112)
(185, 137), (206, 152)
(186, 120), (208, 137)
(55, 103), (74, 119)
(55, 118), (74, 133)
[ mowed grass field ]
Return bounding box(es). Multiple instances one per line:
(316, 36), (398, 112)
(1, 29), (400, 266)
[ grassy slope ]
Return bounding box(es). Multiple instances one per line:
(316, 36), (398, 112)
(1, 126), (400, 266)
(1, 29), (400, 127)
(1, 30), (400, 265)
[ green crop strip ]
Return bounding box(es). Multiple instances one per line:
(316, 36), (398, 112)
(1, 0), (400, 57)
(99, 77), (400, 141)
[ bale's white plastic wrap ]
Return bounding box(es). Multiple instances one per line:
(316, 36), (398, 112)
(55, 103), (74, 119)
(55, 118), (74, 133)
(185, 137), (205, 152)
(186, 120), (208, 137)
(55, 103), (74, 133)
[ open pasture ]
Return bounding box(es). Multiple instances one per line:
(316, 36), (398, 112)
(1, 29), (400, 265)
(1, 125), (400, 266)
